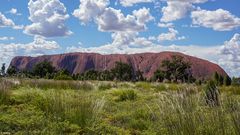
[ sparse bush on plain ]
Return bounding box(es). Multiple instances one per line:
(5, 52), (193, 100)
(112, 89), (137, 101)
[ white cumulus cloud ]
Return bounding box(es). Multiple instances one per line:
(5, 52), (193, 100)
(161, 1), (193, 22)
(218, 33), (240, 76)
(24, 0), (72, 37)
(157, 28), (185, 41)
(160, 0), (209, 22)
(73, 1), (154, 33)
(97, 7), (153, 32)
(133, 7), (154, 24)
(191, 9), (240, 31)
(73, 0), (109, 25)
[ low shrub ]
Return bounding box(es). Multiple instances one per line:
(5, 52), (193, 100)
(153, 84), (167, 92)
(98, 83), (112, 91)
(112, 89), (137, 101)
(54, 74), (73, 80)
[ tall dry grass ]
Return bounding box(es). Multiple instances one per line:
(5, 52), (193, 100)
(154, 88), (240, 135)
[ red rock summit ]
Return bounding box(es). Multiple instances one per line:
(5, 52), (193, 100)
(9, 52), (228, 80)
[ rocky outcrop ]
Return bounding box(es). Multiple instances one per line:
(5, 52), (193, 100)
(9, 52), (228, 80)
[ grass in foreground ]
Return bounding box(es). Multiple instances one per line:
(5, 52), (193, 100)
(0, 79), (240, 134)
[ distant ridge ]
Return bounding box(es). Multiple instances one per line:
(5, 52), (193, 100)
(9, 52), (228, 80)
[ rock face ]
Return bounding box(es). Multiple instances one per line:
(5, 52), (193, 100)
(9, 52), (228, 80)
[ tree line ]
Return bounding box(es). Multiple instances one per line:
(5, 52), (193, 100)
(1, 55), (239, 86)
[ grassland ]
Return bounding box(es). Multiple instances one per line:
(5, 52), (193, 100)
(0, 78), (240, 134)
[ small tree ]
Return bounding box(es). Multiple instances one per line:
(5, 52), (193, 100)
(7, 66), (17, 76)
(83, 70), (99, 80)
(99, 70), (114, 81)
(54, 69), (73, 80)
(111, 62), (133, 81)
(159, 55), (193, 83)
(32, 61), (55, 78)
(153, 69), (164, 82)
(224, 76), (232, 86)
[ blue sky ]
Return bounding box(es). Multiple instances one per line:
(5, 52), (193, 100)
(0, 0), (240, 76)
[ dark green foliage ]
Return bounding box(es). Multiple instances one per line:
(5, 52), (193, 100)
(111, 62), (133, 81)
(205, 80), (220, 106)
(98, 83), (112, 91)
(32, 61), (55, 78)
(99, 70), (114, 81)
(153, 69), (164, 82)
(54, 69), (73, 80)
(224, 76), (232, 86)
(115, 89), (137, 101)
(83, 70), (99, 80)
(7, 66), (17, 76)
(153, 55), (194, 83)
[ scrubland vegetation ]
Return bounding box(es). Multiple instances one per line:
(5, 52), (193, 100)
(1, 55), (240, 134)
(0, 78), (240, 134)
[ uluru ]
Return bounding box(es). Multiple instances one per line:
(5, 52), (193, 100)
(9, 51), (228, 80)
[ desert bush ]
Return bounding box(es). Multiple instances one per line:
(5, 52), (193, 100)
(112, 89), (137, 101)
(54, 74), (73, 80)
